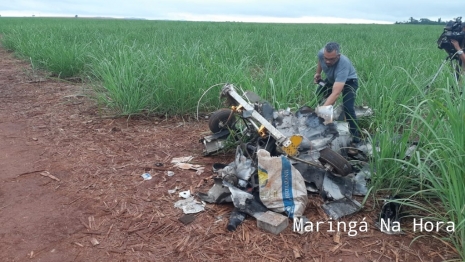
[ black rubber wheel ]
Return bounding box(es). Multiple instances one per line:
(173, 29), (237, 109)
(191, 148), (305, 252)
(208, 108), (236, 133)
(319, 147), (353, 176)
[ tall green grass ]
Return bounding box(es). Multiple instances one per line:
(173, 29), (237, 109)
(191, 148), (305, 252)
(0, 17), (463, 260)
(1, 28), (87, 78)
(375, 89), (465, 259)
(1, 18), (449, 115)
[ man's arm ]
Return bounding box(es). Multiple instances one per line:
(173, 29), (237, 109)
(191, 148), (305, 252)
(451, 39), (465, 65)
(322, 82), (344, 106)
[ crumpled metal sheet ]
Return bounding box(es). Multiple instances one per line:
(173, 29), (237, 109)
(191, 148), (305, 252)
(223, 181), (268, 218)
(321, 173), (354, 200)
(353, 164), (372, 196)
(322, 197), (362, 220)
(233, 146), (255, 181)
(197, 177), (232, 204)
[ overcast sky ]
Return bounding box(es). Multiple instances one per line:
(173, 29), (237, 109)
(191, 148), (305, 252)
(0, 0), (462, 24)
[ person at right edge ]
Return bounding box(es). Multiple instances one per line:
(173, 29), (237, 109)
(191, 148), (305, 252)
(313, 42), (361, 145)
(450, 25), (465, 78)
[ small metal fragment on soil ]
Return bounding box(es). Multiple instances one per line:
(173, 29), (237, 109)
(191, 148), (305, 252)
(141, 173), (152, 180)
(179, 190), (191, 198)
(90, 237), (100, 246)
(178, 214), (196, 225)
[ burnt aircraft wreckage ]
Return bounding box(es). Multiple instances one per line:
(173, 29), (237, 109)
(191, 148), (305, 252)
(198, 83), (376, 233)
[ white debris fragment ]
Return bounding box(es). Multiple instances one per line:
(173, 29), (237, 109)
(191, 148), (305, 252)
(179, 190), (191, 199)
(90, 238), (100, 246)
(405, 145), (417, 158)
(174, 162), (205, 174)
(195, 167), (205, 175)
(174, 197), (205, 214)
(171, 156), (194, 164)
(141, 173), (152, 180)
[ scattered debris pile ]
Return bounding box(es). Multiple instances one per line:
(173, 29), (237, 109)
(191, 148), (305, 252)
(194, 84), (378, 234)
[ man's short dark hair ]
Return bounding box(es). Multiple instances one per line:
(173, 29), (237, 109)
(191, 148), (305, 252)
(325, 42), (340, 54)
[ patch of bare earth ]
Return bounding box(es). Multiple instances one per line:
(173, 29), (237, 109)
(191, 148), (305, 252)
(0, 47), (459, 261)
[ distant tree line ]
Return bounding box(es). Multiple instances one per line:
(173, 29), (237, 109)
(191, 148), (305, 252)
(395, 17), (446, 25)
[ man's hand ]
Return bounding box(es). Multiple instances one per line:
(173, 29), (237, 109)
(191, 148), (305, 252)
(313, 73), (321, 84)
(451, 39), (461, 51)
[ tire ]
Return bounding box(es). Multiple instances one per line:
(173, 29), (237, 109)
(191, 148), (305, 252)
(208, 108), (236, 133)
(319, 147), (353, 176)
